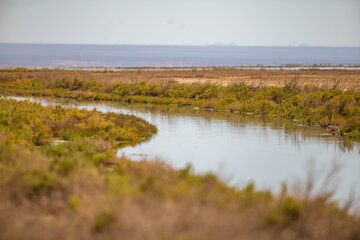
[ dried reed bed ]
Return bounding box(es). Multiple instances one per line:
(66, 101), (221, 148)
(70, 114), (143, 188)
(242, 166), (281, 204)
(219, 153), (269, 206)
(1, 68), (360, 91)
(1, 155), (359, 240)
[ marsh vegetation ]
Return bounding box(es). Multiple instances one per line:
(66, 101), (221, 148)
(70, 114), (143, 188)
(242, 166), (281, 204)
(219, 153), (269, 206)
(0, 68), (359, 138)
(0, 69), (360, 239)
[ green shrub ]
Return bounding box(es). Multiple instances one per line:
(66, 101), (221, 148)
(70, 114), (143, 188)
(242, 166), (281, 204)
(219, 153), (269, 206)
(92, 211), (115, 232)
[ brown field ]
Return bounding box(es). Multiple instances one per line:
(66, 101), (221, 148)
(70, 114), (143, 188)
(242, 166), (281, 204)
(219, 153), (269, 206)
(1, 68), (360, 91)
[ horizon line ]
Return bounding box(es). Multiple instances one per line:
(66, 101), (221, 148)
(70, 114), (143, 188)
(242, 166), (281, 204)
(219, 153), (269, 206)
(1, 42), (360, 48)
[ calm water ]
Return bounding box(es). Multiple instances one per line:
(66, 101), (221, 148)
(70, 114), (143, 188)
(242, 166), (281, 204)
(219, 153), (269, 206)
(9, 96), (360, 201)
(1, 43), (360, 67)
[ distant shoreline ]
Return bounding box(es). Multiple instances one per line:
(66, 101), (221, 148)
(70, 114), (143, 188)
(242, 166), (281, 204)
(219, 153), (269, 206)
(1, 65), (360, 71)
(1, 44), (359, 68)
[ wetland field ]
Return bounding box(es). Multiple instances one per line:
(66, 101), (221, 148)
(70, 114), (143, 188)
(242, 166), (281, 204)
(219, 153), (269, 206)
(0, 68), (360, 240)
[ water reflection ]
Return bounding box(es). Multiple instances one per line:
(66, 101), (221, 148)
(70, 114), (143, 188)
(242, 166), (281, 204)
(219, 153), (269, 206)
(7, 96), (360, 200)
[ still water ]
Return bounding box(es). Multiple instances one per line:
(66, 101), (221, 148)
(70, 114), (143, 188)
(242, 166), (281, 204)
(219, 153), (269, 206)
(1, 43), (360, 67)
(10, 96), (360, 200)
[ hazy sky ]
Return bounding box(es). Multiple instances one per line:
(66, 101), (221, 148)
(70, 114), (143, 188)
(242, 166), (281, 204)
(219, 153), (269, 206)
(0, 0), (359, 46)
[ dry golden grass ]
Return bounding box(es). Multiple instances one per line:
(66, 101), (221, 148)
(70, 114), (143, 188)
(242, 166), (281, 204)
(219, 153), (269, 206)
(1, 68), (360, 91)
(1, 155), (359, 240)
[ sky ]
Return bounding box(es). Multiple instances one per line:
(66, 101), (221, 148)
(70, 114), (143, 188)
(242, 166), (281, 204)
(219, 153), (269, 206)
(0, 0), (359, 47)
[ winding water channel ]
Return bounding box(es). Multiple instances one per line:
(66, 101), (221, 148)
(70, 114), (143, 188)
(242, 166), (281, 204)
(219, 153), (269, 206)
(10, 96), (360, 201)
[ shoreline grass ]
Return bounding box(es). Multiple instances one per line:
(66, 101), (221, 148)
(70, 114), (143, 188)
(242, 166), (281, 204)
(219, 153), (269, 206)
(0, 69), (359, 139)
